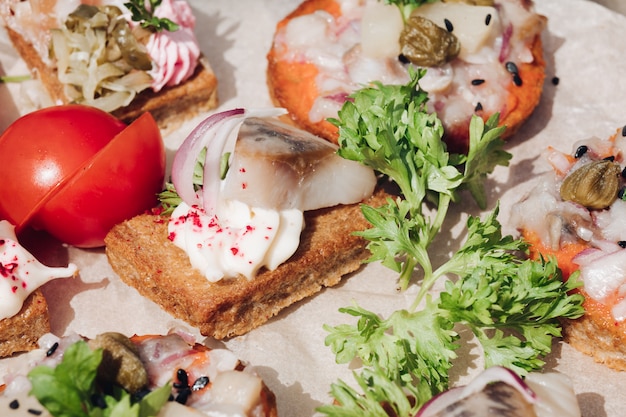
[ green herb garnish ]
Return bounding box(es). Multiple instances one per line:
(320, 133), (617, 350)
(28, 341), (171, 417)
(125, 0), (179, 32)
(0, 74), (30, 83)
(381, 0), (439, 22)
(319, 69), (585, 416)
(157, 147), (206, 215)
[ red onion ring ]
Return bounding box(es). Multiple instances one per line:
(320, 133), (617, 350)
(171, 108), (287, 213)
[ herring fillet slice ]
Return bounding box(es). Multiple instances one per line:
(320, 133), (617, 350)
(221, 117), (377, 211)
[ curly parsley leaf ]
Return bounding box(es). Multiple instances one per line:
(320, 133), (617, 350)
(321, 70), (585, 416)
(125, 0), (179, 32)
(28, 340), (171, 417)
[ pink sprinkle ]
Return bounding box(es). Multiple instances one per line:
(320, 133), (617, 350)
(0, 262), (17, 278)
(230, 247), (239, 255)
(241, 182), (248, 190)
(11, 286), (17, 293)
(240, 167), (246, 173)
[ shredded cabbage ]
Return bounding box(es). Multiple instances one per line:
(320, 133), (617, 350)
(50, 5), (152, 112)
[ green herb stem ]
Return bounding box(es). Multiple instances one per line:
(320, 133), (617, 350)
(0, 74), (30, 83)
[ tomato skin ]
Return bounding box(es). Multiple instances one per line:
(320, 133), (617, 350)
(0, 105), (165, 248)
(0, 105), (127, 228)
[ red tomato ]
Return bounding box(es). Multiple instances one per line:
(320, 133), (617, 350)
(0, 105), (166, 248)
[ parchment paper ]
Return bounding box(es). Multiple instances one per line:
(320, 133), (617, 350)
(2, 1), (626, 416)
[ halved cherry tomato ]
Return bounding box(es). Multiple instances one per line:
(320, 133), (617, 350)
(0, 105), (166, 248)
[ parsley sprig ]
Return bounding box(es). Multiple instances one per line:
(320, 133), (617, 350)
(320, 69), (585, 416)
(125, 0), (179, 32)
(28, 341), (171, 417)
(381, 0), (439, 22)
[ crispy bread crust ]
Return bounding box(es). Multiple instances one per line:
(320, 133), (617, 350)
(0, 289), (50, 357)
(266, 0), (546, 152)
(105, 189), (389, 339)
(522, 230), (626, 371)
(5, 26), (218, 133)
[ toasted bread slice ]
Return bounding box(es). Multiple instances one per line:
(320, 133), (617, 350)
(4, 26), (218, 133)
(0, 289), (49, 357)
(105, 189), (389, 339)
(267, 0), (546, 153)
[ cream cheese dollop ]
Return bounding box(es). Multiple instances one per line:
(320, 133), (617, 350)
(169, 200), (303, 282)
(0, 221), (77, 320)
(144, 0), (201, 92)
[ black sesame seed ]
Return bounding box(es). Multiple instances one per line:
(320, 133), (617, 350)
(133, 388), (153, 401)
(551, 76), (560, 85)
(191, 376), (210, 391)
(475, 102), (483, 112)
(622, 125), (626, 137)
(621, 167), (626, 179)
(176, 368), (189, 387)
(485, 13), (492, 26)
(619, 188), (626, 199)
(574, 145), (588, 158)
(398, 54), (410, 64)
(603, 155), (615, 162)
(46, 342), (59, 357)
(444, 18), (453, 32)
(471, 79), (485, 86)
(9, 399), (19, 409)
(512, 73), (523, 86)
(27, 409), (43, 416)
(618, 241), (626, 248)
(505, 61), (519, 74)
(175, 388), (191, 405)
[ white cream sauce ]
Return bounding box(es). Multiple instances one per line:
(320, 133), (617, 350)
(0, 221), (77, 320)
(273, 0), (544, 132)
(169, 201), (303, 282)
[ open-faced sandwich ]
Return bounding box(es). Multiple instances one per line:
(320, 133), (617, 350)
(104, 107), (388, 339)
(267, 0), (546, 152)
(0, 221), (77, 357)
(511, 127), (626, 371)
(0, 330), (278, 416)
(0, 0), (217, 132)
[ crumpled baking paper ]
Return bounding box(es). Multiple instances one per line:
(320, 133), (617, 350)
(1, 1), (626, 416)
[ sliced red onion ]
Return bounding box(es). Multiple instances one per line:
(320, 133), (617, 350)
(415, 387), (464, 417)
(171, 107), (287, 213)
(416, 367), (537, 417)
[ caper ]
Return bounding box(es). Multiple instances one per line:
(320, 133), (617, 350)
(88, 332), (149, 393)
(110, 18), (152, 71)
(399, 15), (460, 67)
(560, 160), (621, 209)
